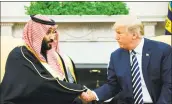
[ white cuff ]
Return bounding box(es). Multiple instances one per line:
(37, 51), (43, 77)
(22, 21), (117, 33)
(92, 91), (99, 101)
(104, 97), (114, 102)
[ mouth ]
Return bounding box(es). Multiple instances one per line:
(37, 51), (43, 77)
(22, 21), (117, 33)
(48, 42), (54, 46)
(48, 42), (52, 46)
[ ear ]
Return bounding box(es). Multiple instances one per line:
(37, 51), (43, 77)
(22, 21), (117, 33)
(132, 33), (138, 39)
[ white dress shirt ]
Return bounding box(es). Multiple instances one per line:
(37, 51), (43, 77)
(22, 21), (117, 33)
(130, 38), (153, 103)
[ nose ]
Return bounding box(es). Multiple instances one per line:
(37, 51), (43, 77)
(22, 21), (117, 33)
(49, 33), (56, 41)
(115, 34), (120, 40)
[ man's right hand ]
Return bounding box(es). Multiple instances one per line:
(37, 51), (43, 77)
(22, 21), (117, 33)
(80, 89), (97, 102)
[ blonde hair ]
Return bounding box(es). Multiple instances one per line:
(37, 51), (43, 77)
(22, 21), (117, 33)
(113, 15), (144, 35)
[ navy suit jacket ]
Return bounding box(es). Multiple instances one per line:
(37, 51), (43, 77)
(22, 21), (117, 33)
(94, 38), (172, 104)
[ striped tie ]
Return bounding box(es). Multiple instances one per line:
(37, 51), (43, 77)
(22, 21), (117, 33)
(131, 50), (144, 104)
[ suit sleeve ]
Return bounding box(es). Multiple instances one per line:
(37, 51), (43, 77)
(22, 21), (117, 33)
(157, 46), (172, 104)
(94, 53), (121, 101)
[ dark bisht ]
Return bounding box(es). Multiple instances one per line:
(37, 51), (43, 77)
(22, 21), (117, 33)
(0, 46), (87, 104)
(0, 15), (87, 104)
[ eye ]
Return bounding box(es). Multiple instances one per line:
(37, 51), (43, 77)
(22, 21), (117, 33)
(47, 29), (53, 35)
(116, 32), (121, 34)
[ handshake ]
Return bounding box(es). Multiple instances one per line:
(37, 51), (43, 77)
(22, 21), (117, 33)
(79, 89), (97, 103)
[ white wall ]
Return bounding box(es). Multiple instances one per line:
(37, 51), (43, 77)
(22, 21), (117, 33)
(125, 2), (168, 15)
(1, 2), (30, 16)
(59, 42), (119, 64)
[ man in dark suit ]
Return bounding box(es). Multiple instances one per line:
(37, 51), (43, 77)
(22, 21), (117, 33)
(80, 15), (172, 104)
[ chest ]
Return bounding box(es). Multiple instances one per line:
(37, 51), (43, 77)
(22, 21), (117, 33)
(113, 53), (162, 82)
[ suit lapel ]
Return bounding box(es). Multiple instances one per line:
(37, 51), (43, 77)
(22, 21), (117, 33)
(121, 49), (133, 94)
(142, 38), (151, 81)
(142, 38), (154, 101)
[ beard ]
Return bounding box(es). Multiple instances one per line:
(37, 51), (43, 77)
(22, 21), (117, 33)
(41, 38), (53, 54)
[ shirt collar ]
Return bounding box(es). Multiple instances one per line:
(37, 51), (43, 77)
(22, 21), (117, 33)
(130, 38), (144, 55)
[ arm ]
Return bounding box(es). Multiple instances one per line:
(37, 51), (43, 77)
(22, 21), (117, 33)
(156, 46), (172, 104)
(93, 53), (121, 101)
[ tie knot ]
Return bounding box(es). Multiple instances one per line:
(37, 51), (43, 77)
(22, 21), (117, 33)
(132, 50), (136, 55)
